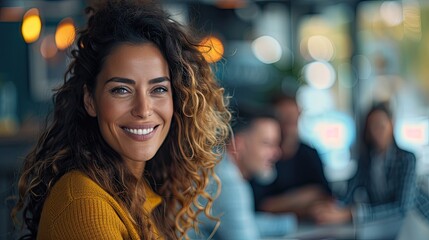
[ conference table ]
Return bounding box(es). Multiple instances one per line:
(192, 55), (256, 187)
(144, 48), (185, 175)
(262, 222), (355, 240)
(262, 216), (403, 240)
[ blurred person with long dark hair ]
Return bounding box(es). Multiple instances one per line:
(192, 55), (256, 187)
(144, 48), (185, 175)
(312, 103), (416, 237)
(11, 1), (230, 239)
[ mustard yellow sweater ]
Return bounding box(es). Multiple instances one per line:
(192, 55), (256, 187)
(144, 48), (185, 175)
(37, 171), (162, 239)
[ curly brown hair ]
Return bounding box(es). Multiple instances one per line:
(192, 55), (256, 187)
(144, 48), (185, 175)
(12, 1), (230, 239)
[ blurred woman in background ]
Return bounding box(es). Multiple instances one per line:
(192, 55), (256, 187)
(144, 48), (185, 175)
(12, 1), (230, 239)
(312, 102), (416, 238)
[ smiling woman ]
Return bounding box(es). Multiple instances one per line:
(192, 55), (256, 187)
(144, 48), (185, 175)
(84, 43), (174, 177)
(11, 1), (230, 240)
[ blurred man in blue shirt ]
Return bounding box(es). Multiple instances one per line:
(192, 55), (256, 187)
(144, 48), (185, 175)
(251, 95), (332, 220)
(191, 107), (297, 240)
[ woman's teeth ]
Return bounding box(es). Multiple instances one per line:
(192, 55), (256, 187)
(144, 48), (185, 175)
(124, 127), (154, 135)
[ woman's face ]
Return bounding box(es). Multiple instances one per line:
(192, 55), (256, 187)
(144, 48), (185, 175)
(84, 43), (173, 175)
(367, 110), (393, 151)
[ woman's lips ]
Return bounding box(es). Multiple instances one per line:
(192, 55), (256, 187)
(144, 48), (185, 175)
(123, 127), (154, 135)
(121, 125), (159, 141)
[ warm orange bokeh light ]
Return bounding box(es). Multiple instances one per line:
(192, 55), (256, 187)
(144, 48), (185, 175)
(55, 18), (76, 50)
(21, 8), (41, 43)
(198, 36), (224, 63)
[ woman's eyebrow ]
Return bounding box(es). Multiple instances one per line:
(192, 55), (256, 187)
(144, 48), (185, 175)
(104, 76), (170, 85)
(148, 77), (170, 84)
(104, 77), (135, 85)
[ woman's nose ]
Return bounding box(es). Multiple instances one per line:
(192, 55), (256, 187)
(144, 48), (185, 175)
(131, 93), (153, 118)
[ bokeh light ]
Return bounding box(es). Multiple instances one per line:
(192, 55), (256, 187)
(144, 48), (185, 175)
(380, 1), (403, 26)
(314, 121), (347, 149)
(396, 118), (429, 149)
(198, 35), (224, 63)
(21, 8), (41, 43)
(299, 111), (356, 153)
(251, 35), (282, 64)
(55, 18), (76, 50)
(304, 61), (336, 89)
(296, 85), (335, 114)
(307, 35), (335, 61)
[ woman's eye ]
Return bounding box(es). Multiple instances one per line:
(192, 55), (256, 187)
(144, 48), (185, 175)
(110, 87), (130, 95)
(153, 87), (168, 94)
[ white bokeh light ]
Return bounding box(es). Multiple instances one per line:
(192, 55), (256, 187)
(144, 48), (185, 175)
(296, 85), (335, 114)
(380, 1), (403, 26)
(307, 35), (335, 61)
(304, 61), (336, 89)
(251, 35), (282, 64)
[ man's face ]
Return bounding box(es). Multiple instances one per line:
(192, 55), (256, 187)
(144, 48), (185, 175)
(276, 100), (300, 143)
(239, 118), (281, 176)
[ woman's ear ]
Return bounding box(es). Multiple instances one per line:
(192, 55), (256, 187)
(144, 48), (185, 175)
(83, 85), (97, 117)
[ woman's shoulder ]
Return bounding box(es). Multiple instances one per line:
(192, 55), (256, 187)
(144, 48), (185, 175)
(53, 170), (106, 195)
(46, 170), (115, 210)
(38, 171), (134, 239)
(40, 171), (126, 227)
(390, 147), (417, 169)
(394, 147), (416, 161)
